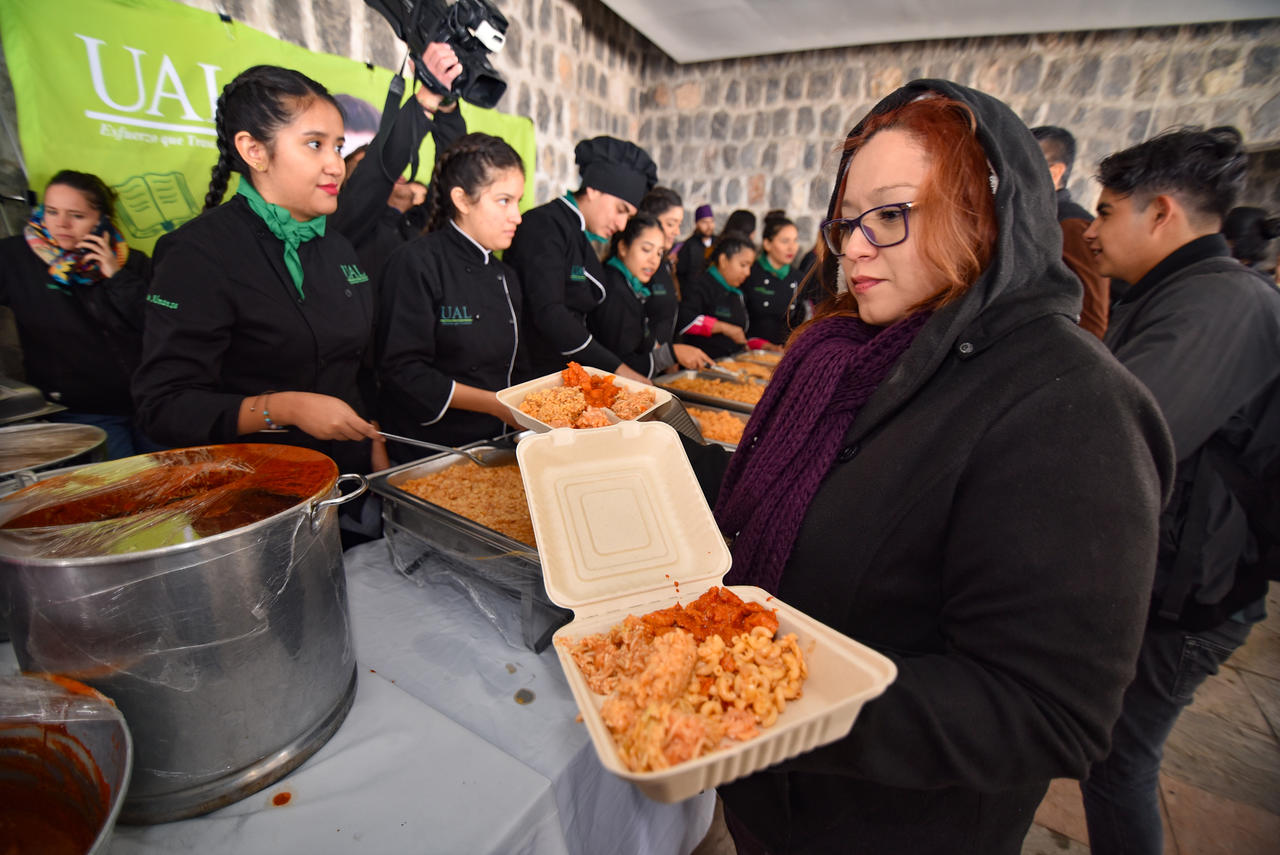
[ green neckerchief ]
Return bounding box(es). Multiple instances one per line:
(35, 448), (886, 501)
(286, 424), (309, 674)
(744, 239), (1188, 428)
(562, 192), (608, 245)
(758, 255), (791, 280)
(607, 255), (651, 299)
(709, 265), (740, 294)
(237, 180), (326, 301)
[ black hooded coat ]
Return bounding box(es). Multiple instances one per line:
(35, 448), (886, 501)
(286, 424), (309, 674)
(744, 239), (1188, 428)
(695, 81), (1176, 853)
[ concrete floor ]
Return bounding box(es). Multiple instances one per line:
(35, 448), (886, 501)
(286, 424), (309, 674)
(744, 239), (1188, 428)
(693, 582), (1280, 855)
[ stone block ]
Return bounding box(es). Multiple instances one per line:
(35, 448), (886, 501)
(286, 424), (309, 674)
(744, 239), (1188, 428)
(809, 175), (829, 209)
(710, 111), (729, 140)
(677, 115), (692, 140)
(745, 78), (762, 106)
(953, 59), (974, 86)
(675, 81), (701, 110)
(772, 107), (790, 136)
(840, 66), (862, 98)
(795, 216), (814, 240)
(754, 112), (770, 138)
(541, 45), (555, 81)
(740, 141), (758, 168)
(762, 142), (777, 170)
(1100, 55), (1130, 98)
(769, 176), (792, 210)
(554, 94), (564, 137)
(1244, 45), (1280, 87)
(598, 73), (608, 99)
(504, 19), (524, 68)
(748, 173), (766, 205)
(766, 78), (781, 105)
(559, 53), (573, 87)
(555, 5), (566, 41)
(1212, 100), (1247, 128)
(732, 115), (750, 140)
(690, 179), (707, 200)
(517, 82), (532, 119)
(785, 71), (804, 100)
(726, 177), (742, 205)
(1012, 54), (1042, 94)
(821, 104), (843, 136)
(1169, 52), (1203, 97)
(538, 0), (551, 34)
(807, 70), (832, 100)
(725, 79), (741, 106)
(977, 59), (1008, 94)
(703, 147), (717, 173)
(796, 106), (815, 134)
(1042, 57), (1069, 93)
(656, 116), (670, 141)
(869, 65), (904, 98)
(1135, 54), (1167, 99)
(927, 59), (954, 81)
(703, 79), (722, 108)
(694, 113), (710, 139)
(1251, 93), (1280, 147)
(660, 143), (675, 171)
(653, 82), (670, 108)
(1068, 54), (1101, 97)
(272, 0), (307, 48)
(722, 145), (737, 169)
(711, 177), (722, 204)
(536, 90), (550, 132)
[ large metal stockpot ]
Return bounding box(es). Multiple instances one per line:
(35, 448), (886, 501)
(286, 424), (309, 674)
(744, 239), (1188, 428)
(0, 444), (366, 824)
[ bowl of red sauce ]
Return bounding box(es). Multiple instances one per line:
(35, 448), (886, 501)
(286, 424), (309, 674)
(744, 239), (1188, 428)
(0, 672), (131, 854)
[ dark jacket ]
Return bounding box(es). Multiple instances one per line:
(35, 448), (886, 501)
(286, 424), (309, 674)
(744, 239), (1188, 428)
(504, 195), (623, 375)
(133, 195), (375, 475)
(376, 222), (526, 451)
(689, 80), (1175, 854)
(332, 99), (466, 284)
(1054, 187), (1109, 338)
(589, 261), (669, 379)
(0, 235), (150, 415)
(678, 268), (748, 359)
(646, 258), (679, 346)
(742, 258), (803, 345)
(675, 232), (712, 285)
(1105, 234), (1280, 627)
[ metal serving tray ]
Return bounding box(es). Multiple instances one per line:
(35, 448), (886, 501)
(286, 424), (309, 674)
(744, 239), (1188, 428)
(368, 433), (571, 651)
(653, 370), (765, 414)
(732, 348), (784, 369)
(683, 403), (751, 450)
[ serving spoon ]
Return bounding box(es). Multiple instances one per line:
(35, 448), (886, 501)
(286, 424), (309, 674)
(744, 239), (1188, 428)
(377, 432), (517, 467)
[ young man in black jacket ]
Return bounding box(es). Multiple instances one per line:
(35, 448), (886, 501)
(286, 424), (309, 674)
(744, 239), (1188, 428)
(1081, 126), (1280, 855)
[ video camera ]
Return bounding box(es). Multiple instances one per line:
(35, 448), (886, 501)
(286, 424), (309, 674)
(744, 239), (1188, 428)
(364, 0), (509, 109)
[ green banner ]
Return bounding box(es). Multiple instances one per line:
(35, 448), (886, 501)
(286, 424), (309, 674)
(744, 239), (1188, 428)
(0, 0), (536, 252)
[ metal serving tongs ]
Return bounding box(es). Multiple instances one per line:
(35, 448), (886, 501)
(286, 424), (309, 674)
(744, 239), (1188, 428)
(377, 432), (517, 467)
(702, 364), (750, 383)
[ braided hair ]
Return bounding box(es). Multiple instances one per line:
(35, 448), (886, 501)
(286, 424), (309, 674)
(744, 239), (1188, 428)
(205, 65), (342, 211)
(424, 133), (524, 233)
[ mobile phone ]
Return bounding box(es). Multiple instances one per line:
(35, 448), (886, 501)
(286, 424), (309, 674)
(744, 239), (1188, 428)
(71, 217), (111, 261)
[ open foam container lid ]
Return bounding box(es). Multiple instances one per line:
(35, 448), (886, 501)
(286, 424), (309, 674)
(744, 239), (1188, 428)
(517, 420), (898, 803)
(516, 420), (729, 615)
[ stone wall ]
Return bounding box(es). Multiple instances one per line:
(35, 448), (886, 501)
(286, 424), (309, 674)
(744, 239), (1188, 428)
(637, 19), (1280, 242)
(0, 2), (1277, 245)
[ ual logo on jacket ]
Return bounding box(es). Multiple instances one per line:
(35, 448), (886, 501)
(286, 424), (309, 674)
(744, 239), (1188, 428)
(440, 305), (473, 325)
(340, 264), (369, 284)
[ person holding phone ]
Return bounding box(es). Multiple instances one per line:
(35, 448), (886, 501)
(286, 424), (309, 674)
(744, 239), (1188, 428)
(0, 170), (158, 458)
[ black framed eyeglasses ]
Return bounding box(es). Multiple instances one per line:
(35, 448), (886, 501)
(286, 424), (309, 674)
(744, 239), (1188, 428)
(819, 202), (915, 256)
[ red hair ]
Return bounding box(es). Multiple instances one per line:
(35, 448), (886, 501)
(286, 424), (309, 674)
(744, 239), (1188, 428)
(795, 95), (998, 338)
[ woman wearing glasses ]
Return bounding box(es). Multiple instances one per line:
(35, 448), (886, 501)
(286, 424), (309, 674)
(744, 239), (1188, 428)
(684, 81), (1174, 854)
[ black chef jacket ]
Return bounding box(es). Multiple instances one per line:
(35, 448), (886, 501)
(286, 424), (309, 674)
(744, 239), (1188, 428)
(646, 258), (679, 346)
(678, 268), (749, 359)
(377, 222), (526, 453)
(504, 195), (623, 375)
(743, 258), (803, 345)
(0, 235), (150, 415)
(675, 233), (712, 286)
(133, 194), (375, 475)
(589, 262), (665, 379)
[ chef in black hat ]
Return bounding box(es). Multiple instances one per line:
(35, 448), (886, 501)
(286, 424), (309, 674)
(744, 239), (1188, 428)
(505, 136), (657, 380)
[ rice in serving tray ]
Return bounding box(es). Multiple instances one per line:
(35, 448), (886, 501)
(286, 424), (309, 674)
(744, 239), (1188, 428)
(398, 462), (535, 546)
(668, 376), (765, 406)
(689, 408), (746, 444)
(560, 587), (808, 772)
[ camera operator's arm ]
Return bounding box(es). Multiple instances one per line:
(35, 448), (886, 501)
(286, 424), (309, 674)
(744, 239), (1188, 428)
(332, 43), (462, 244)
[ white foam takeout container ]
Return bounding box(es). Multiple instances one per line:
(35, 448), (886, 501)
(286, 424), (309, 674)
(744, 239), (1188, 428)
(517, 421), (897, 802)
(496, 365), (672, 433)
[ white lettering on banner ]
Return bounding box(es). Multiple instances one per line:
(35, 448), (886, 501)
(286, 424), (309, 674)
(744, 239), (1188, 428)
(86, 111), (214, 136)
(186, 134), (216, 149)
(147, 54), (203, 120)
(77, 32), (219, 129)
(98, 121), (158, 143)
(77, 35), (147, 112)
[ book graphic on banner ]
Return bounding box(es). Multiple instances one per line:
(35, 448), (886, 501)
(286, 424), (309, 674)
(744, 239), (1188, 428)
(113, 172), (199, 239)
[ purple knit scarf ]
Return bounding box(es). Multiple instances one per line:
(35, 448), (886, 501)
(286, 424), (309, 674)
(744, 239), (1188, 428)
(716, 311), (931, 593)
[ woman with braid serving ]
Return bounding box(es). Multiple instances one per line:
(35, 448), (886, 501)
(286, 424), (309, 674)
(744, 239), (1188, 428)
(375, 133), (528, 461)
(133, 65), (382, 478)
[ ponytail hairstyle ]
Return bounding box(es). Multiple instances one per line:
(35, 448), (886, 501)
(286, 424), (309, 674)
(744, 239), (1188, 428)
(46, 170), (116, 220)
(206, 65), (342, 211)
(722, 209), (757, 238)
(708, 231), (756, 267)
(638, 186), (683, 219)
(608, 211), (662, 260)
(761, 215), (796, 244)
(424, 132), (524, 233)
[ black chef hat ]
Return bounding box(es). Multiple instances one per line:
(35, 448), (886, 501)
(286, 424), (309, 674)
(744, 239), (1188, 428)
(575, 136), (658, 208)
